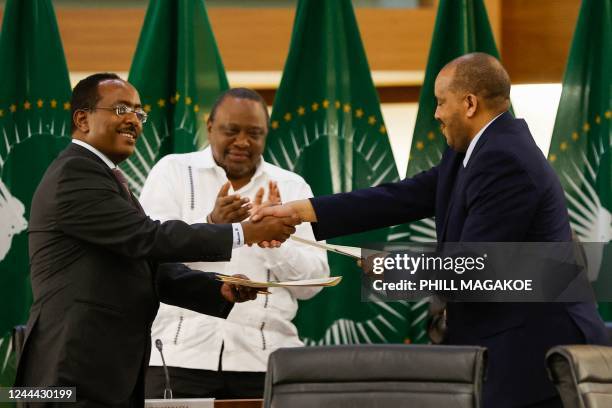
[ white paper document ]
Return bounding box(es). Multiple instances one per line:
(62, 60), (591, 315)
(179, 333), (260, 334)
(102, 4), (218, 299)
(290, 235), (362, 259)
(216, 274), (342, 288)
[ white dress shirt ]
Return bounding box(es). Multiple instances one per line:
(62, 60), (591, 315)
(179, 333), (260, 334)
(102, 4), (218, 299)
(139, 147), (330, 372)
(72, 139), (116, 169)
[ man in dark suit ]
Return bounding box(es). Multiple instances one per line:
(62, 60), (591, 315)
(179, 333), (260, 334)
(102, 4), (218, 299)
(255, 54), (609, 407)
(15, 73), (299, 407)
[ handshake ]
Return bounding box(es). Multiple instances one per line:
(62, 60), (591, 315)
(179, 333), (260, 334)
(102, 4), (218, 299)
(208, 181), (316, 247)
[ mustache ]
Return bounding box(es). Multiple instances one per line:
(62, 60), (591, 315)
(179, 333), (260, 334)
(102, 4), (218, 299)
(118, 124), (138, 135)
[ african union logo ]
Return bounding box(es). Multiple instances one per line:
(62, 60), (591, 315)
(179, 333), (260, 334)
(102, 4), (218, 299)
(562, 143), (612, 280)
(0, 98), (72, 262)
(0, 181), (26, 261)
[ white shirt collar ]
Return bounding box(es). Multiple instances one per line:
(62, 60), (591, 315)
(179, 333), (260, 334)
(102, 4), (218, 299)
(72, 139), (116, 169)
(463, 112), (505, 167)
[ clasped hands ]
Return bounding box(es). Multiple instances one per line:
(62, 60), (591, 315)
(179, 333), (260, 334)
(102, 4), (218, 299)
(208, 181), (302, 248)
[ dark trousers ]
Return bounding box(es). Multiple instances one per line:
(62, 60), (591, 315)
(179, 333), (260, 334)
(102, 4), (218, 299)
(523, 396), (563, 408)
(145, 366), (265, 399)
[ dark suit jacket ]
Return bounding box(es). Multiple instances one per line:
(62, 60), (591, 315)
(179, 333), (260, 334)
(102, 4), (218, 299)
(15, 143), (235, 407)
(310, 112), (609, 407)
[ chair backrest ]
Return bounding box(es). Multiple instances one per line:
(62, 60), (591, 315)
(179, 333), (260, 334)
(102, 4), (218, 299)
(546, 345), (612, 408)
(263, 344), (487, 408)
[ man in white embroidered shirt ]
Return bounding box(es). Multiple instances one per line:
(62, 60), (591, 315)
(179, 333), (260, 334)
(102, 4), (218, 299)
(140, 88), (330, 398)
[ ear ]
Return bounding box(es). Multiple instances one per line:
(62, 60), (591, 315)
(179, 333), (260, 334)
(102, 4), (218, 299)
(207, 119), (213, 134)
(464, 94), (478, 118)
(74, 110), (90, 133)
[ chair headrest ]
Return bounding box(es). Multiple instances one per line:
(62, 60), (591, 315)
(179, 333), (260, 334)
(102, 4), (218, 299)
(547, 345), (612, 383)
(268, 344), (487, 385)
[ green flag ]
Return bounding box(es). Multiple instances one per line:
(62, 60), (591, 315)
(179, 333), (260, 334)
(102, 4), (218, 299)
(265, 0), (425, 345)
(398, 0), (503, 244)
(121, 0), (228, 194)
(548, 0), (611, 319)
(0, 0), (72, 385)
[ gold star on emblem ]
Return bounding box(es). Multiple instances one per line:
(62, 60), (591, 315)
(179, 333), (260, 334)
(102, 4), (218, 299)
(322, 99), (330, 108)
(560, 141), (568, 151)
(311, 102), (319, 111)
(174, 92), (181, 102)
(355, 109), (364, 118)
(379, 125), (386, 134)
(297, 106), (305, 116)
(37, 99), (44, 108)
(595, 115), (601, 124)
(158, 99), (166, 108)
(63, 102), (71, 110)
(368, 116), (376, 125)
(549, 154), (557, 163)
(334, 101), (341, 109)
(427, 131), (435, 141)
(24, 101), (31, 110)
(343, 104), (351, 113)
(271, 120), (279, 129)
(193, 104), (200, 113)
(203, 113), (209, 122)
(284, 112), (292, 121)
(571, 132), (579, 141)
(50, 99), (57, 108)
(9, 104), (16, 113)
(416, 141), (425, 151)
(583, 122), (590, 132)
(185, 96), (192, 105)
(605, 110), (611, 119)
(143, 104), (152, 113)
(0, 109), (4, 117)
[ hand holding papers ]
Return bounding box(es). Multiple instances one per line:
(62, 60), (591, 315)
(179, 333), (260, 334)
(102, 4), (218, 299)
(217, 274), (342, 293)
(219, 273), (261, 302)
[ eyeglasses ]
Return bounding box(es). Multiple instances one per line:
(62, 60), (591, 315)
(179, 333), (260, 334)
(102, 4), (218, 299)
(87, 104), (148, 124)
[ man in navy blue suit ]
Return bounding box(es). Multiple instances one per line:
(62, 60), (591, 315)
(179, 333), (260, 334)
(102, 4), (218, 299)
(255, 53), (609, 407)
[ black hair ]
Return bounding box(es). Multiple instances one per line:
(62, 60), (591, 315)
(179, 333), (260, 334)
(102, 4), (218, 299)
(208, 88), (269, 126)
(444, 52), (511, 111)
(71, 72), (123, 133)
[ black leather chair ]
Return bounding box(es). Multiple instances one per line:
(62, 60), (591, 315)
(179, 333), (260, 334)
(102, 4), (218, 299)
(263, 344), (487, 408)
(546, 345), (612, 408)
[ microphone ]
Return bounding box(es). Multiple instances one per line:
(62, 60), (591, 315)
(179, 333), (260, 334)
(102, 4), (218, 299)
(155, 339), (173, 399)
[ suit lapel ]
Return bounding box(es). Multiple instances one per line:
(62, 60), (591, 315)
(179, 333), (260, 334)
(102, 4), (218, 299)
(437, 111), (515, 241)
(438, 154), (465, 241)
(66, 143), (143, 213)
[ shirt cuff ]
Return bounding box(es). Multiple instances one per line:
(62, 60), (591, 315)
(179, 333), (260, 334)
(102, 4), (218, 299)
(232, 223), (244, 248)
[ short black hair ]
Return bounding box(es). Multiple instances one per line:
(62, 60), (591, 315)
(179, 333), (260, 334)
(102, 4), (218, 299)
(208, 88), (269, 127)
(71, 72), (123, 133)
(444, 52), (511, 111)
